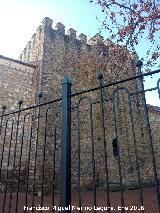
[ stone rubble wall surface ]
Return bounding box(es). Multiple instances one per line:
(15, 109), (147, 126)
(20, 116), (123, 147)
(0, 17), (159, 194)
(19, 17), (159, 192)
(0, 57), (36, 192)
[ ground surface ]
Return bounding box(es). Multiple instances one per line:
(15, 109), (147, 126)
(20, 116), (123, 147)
(0, 187), (159, 212)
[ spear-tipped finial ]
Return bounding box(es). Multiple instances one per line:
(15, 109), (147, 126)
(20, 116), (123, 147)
(18, 100), (23, 105)
(97, 73), (103, 80)
(38, 91), (43, 98)
(136, 60), (143, 68)
(2, 106), (6, 110)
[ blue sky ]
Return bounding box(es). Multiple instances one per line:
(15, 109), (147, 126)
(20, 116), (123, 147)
(0, 0), (159, 106)
(0, 0), (103, 58)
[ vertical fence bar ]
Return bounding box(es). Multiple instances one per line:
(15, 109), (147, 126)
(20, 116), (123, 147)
(15, 113), (31, 213)
(40, 107), (50, 212)
(2, 119), (14, 213)
(9, 100), (23, 213)
(24, 115), (33, 213)
(136, 61), (160, 211)
(77, 104), (81, 212)
(112, 91), (125, 213)
(97, 74), (111, 213)
(32, 93), (42, 213)
(0, 106), (6, 135)
(77, 97), (96, 212)
(52, 126), (57, 213)
(60, 76), (72, 212)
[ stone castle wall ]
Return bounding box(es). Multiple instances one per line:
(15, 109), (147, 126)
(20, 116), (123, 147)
(0, 55), (36, 192)
(0, 55), (36, 110)
(19, 17), (158, 190)
(19, 17), (138, 98)
(0, 17), (159, 194)
(148, 105), (160, 172)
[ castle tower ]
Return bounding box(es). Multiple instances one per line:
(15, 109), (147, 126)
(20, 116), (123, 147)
(0, 17), (156, 195)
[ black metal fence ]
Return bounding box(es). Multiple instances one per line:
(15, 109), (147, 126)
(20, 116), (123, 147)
(0, 62), (160, 212)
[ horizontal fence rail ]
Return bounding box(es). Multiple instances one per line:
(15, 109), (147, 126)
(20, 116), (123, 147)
(0, 64), (159, 212)
(0, 93), (62, 213)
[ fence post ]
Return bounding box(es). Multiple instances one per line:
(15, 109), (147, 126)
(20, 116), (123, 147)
(60, 76), (72, 212)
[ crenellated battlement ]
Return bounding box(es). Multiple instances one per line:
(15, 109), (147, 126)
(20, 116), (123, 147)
(2, 16), (159, 199)
(19, 17), (117, 63)
(17, 16), (139, 104)
(17, 16), (138, 101)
